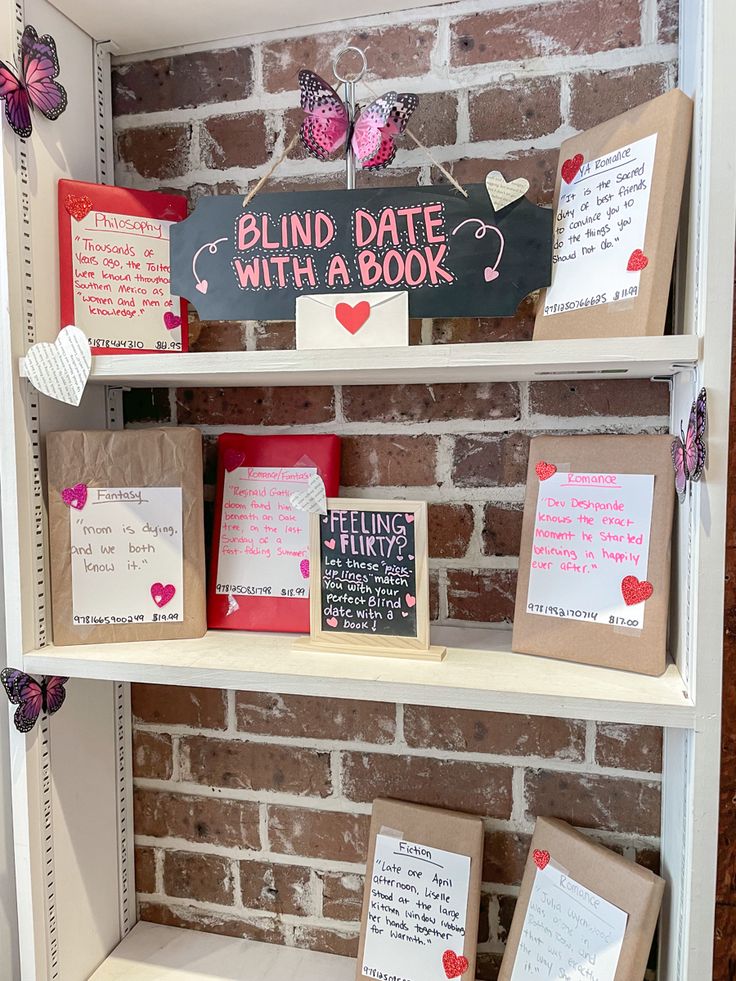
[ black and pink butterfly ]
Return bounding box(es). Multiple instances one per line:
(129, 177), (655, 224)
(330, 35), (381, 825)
(0, 25), (67, 139)
(1, 668), (68, 733)
(298, 69), (417, 170)
(671, 387), (707, 502)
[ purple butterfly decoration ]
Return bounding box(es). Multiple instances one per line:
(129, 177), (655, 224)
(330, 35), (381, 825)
(298, 69), (417, 171)
(1, 668), (68, 733)
(671, 387), (707, 502)
(0, 25), (67, 139)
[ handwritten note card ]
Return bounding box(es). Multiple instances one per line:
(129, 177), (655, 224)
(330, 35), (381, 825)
(362, 834), (471, 981)
(215, 467), (314, 599)
(70, 487), (183, 625)
(320, 509), (417, 637)
(71, 211), (182, 351)
(526, 472), (654, 629)
(510, 863), (628, 981)
(543, 134), (657, 316)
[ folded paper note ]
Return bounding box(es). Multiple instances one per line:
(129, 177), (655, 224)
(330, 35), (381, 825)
(296, 291), (408, 349)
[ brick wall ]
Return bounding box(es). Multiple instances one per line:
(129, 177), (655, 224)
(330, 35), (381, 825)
(113, 0), (677, 973)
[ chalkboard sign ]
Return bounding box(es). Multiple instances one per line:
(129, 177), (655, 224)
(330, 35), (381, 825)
(170, 184), (552, 321)
(295, 499), (445, 660)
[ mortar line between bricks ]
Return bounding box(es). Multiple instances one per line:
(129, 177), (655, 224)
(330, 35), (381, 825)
(585, 720), (597, 764)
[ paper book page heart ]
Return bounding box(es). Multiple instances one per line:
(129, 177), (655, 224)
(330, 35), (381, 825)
(163, 312), (182, 331)
(535, 461), (557, 481)
(289, 473), (327, 514)
(561, 153), (584, 184)
(151, 583), (176, 608)
(485, 170), (530, 211)
(61, 483), (88, 510)
(442, 950), (469, 979)
(621, 575), (653, 606)
(64, 193), (93, 221)
(335, 301), (371, 334)
(533, 849), (550, 870)
(23, 325), (91, 406)
(627, 248), (649, 271)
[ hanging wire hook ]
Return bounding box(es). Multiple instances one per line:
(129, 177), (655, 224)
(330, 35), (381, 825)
(332, 45), (368, 84)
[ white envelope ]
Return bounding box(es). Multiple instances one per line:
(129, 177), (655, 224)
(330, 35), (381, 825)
(295, 292), (408, 350)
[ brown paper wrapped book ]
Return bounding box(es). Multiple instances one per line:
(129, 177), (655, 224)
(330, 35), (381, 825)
(47, 428), (206, 646)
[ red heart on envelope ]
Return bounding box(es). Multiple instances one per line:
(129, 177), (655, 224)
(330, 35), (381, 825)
(335, 301), (371, 334)
(65, 193), (93, 221)
(442, 950), (469, 979)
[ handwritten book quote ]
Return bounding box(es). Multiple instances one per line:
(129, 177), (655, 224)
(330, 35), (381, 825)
(526, 472), (654, 629)
(509, 863), (627, 981)
(70, 487), (183, 625)
(215, 467), (314, 599)
(71, 210), (182, 350)
(320, 509), (417, 637)
(543, 134), (657, 316)
(362, 834), (471, 981)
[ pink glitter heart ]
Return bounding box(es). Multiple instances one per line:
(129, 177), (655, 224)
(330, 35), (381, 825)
(300, 559), (310, 579)
(61, 483), (87, 510)
(151, 583), (175, 608)
(163, 311), (182, 331)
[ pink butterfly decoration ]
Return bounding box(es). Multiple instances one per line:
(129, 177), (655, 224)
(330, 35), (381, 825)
(671, 387), (707, 502)
(0, 25), (67, 139)
(298, 69), (417, 171)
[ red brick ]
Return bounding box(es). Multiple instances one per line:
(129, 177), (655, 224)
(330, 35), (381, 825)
(432, 299), (536, 344)
(117, 124), (192, 180)
(267, 806), (370, 863)
(469, 78), (562, 142)
(175, 385), (335, 426)
(524, 769), (661, 835)
(450, 0), (642, 65)
(432, 150), (558, 206)
(498, 893), (517, 941)
(122, 388), (171, 425)
(235, 692), (395, 743)
(341, 434), (438, 487)
(429, 570), (440, 621)
(476, 952), (504, 981)
(112, 48), (254, 115)
(135, 845), (156, 894)
(162, 849), (234, 905)
(239, 860), (315, 915)
(446, 569), (517, 623)
(635, 847), (661, 875)
(404, 706), (585, 760)
(267, 167), (422, 194)
(253, 321), (296, 351)
(182, 180), (242, 209)
(714, 903), (736, 981)
(482, 830), (531, 885)
(407, 91), (458, 147)
(452, 433), (529, 487)
(134, 788), (260, 849)
(428, 503), (474, 559)
(262, 23), (436, 93)
(132, 684), (227, 729)
(181, 736), (332, 796)
(201, 112), (273, 170)
(658, 0), (679, 44)
(342, 383), (520, 424)
(139, 900), (283, 943)
(341, 752), (513, 818)
(133, 730), (173, 780)
(528, 379), (669, 418)
(321, 872), (364, 921)
(594, 724), (663, 772)
(569, 64), (672, 131)
(477, 891), (491, 944)
(482, 504), (523, 557)
(292, 924), (360, 958)
(189, 314), (246, 353)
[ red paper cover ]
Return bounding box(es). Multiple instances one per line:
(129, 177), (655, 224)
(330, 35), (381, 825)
(58, 179), (188, 354)
(208, 434), (341, 632)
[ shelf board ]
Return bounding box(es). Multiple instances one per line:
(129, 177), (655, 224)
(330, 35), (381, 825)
(24, 624), (694, 728)
(20, 335), (699, 388)
(90, 922), (355, 980)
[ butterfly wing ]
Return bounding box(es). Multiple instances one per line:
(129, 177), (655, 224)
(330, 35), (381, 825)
(12, 676), (44, 733)
(43, 676), (68, 716)
(683, 388), (707, 483)
(355, 92), (418, 170)
(298, 70), (348, 160)
(1, 667), (30, 704)
(671, 436), (687, 502)
(20, 25), (67, 121)
(351, 91), (396, 166)
(0, 60), (31, 138)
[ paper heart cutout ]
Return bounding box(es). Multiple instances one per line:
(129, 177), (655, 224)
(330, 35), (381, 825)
(442, 950), (469, 979)
(335, 301), (371, 334)
(300, 559), (310, 579)
(627, 248), (649, 272)
(326, 616), (338, 628)
(561, 153), (584, 184)
(485, 170), (530, 211)
(406, 593), (416, 608)
(535, 460), (557, 481)
(196, 280), (209, 294)
(61, 483), (88, 510)
(163, 311), (182, 331)
(621, 575), (653, 606)
(24, 325), (91, 406)
(290, 473), (327, 515)
(533, 849), (550, 870)
(151, 583), (175, 608)
(223, 449), (245, 472)
(484, 267), (500, 282)
(324, 538), (336, 550)
(64, 193), (93, 221)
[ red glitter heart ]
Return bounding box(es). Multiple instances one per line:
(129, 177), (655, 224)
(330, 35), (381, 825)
(442, 950), (469, 979)
(561, 153), (584, 184)
(621, 575), (653, 606)
(535, 461), (557, 481)
(627, 248), (649, 272)
(64, 193), (93, 221)
(335, 301), (371, 334)
(533, 849), (551, 870)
